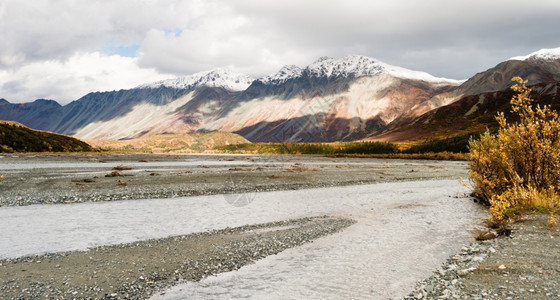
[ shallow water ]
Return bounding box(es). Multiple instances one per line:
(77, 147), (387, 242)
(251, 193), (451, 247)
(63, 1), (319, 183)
(149, 180), (486, 299)
(1, 179), (485, 298)
(0, 160), (252, 171)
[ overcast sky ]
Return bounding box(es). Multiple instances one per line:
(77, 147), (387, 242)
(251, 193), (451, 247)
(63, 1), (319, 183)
(1, 0), (559, 104)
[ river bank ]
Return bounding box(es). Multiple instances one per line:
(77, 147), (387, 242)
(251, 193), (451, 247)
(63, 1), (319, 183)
(1, 153), (557, 299)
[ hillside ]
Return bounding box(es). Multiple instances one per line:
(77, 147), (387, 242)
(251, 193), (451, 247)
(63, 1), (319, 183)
(368, 81), (560, 142)
(88, 131), (249, 153)
(0, 121), (94, 153)
(367, 47), (560, 142)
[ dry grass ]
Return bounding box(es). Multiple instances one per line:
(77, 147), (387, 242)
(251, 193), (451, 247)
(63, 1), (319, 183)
(91, 131), (248, 154)
(547, 214), (558, 227)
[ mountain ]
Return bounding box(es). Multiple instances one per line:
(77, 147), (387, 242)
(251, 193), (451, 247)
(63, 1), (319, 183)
(366, 48), (560, 142)
(192, 55), (461, 142)
(0, 99), (62, 131)
(0, 56), (461, 142)
(0, 121), (93, 153)
(458, 47), (560, 96)
(1, 48), (559, 144)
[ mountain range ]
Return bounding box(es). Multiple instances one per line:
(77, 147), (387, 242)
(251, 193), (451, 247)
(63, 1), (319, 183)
(1, 48), (560, 143)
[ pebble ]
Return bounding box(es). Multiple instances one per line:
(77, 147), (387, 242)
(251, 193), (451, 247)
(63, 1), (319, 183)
(405, 240), (499, 300)
(406, 215), (560, 299)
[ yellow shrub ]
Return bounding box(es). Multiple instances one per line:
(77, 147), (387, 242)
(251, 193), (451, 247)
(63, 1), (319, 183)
(468, 77), (560, 223)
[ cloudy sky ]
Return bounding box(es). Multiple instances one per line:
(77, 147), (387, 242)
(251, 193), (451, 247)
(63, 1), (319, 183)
(1, 0), (559, 104)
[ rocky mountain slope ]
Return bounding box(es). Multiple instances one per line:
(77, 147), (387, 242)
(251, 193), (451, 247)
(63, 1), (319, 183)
(457, 48), (560, 96)
(367, 48), (560, 142)
(370, 81), (560, 142)
(1, 48), (559, 143)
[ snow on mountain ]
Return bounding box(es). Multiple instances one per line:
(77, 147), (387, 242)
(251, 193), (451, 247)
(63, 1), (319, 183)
(306, 55), (463, 83)
(139, 68), (254, 91)
(381, 62), (464, 84)
(258, 65), (303, 85)
(139, 55), (461, 91)
(304, 55), (385, 78)
(258, 55), (462, 85)
(509, 47), (560, 61)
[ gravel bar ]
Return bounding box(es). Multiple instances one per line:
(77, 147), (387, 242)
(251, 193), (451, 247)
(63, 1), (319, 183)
(0, 216), (355, 299)
(406, 214), (560, 299)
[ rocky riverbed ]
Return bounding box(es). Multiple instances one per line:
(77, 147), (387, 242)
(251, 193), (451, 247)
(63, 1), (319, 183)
(0, 216), (354, 299)
(0, 153), (468, 207)
(1, 153), (558, 299)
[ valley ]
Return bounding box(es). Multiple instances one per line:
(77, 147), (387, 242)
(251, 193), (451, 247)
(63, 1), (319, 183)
(1, 48), (560, 299)
(1, 48), (559, 146)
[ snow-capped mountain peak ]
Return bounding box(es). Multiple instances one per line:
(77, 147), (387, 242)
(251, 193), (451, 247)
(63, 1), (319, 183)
(509, 47), (560, 61)
(258, 65), (303, 85)
(314, 56), (333, 63)
(302, 55), (462, 83)
(141, 55), (463, 90)
(304, 55), (384, 78)
(139, 68), (254, 91)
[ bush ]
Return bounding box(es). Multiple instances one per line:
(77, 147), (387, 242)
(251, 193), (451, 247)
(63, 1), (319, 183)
(468, 77), (560, 223)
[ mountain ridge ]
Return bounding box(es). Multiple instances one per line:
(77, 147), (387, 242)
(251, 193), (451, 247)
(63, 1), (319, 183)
(1, 48), (559, 143)
(138, 68), (254, 91)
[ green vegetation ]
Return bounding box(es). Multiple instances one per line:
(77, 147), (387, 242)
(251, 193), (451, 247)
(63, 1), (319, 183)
(0, 122), (94, 153)
(215, 140), (472, 159)
(327, 152), (468, 161)
(402, 133), (477, 154)
(215, 141), (399, 155)
(468, 77), (560, 224)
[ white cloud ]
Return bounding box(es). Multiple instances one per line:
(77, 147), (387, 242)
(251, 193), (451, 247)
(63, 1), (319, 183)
(0, 0), (196, 67)
(0, 52), (170, 104)
(136, 0), (560, 79)
(1, 0), (560, 103)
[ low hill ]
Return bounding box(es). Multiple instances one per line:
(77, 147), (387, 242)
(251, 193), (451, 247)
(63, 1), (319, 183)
(0, 121), (94, 153)
(87, 131), (249, 153)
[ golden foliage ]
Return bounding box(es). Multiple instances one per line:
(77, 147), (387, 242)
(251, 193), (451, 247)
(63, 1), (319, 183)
(468, 77), (560, 223)
(547, 213), (558, 227)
